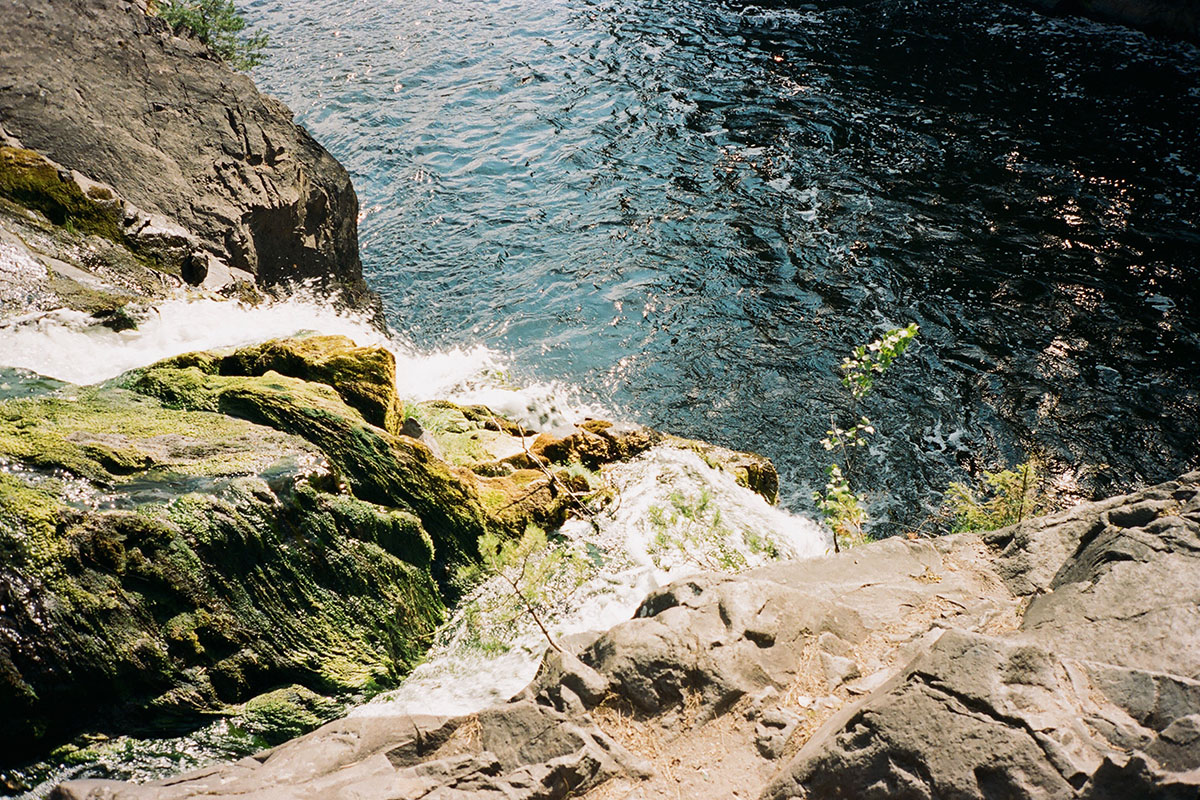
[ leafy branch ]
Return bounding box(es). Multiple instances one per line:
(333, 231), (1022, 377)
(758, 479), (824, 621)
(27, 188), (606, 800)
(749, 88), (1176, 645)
(815, 324), (919, 551)
(456, 525), (592, 654)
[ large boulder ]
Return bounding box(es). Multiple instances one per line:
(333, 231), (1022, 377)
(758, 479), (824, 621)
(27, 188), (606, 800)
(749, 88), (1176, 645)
(0, 379), (444, 762)
(0, 0), (371, 301)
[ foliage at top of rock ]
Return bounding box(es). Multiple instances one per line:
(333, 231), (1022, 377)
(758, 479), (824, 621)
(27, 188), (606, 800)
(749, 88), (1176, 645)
(156, 0), (268, 71)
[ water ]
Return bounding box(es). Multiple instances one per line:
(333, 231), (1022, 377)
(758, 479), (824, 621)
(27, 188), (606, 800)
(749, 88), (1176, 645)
(243, 0), (1200, 531)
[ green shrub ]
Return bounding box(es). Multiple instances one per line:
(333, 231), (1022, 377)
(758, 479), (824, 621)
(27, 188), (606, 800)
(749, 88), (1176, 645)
(157, 0), (268, 71)
(945, 460), (1049, 532)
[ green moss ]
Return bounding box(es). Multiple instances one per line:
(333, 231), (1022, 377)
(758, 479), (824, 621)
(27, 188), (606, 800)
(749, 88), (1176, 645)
(215, 336), (403, 434)
(128, 362), (491, 567)
(0, 473), (67, 573)
(0, 147), (122, 242)
(236, 685), (339, 746)
(0, 385), (319, 482)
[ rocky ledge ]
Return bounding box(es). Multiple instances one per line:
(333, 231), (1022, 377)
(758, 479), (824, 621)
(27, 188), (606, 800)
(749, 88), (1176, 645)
(0, 0), (373, 311)
(51, 471), (1200, 799)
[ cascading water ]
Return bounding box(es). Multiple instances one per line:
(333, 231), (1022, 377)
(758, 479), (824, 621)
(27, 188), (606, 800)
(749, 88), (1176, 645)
(0, 289), (829, 786)
(355, 445), (829, 719)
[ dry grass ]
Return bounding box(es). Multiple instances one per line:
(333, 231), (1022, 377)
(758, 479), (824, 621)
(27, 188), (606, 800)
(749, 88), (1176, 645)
(591, 702), (663, 761)
(432, 713), (481, 759)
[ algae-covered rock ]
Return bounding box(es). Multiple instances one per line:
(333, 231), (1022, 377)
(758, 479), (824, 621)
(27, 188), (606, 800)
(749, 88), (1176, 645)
(0, 381), (445, 762)
(219, 336), (404, 434)
(236, 685), (342, 746)
(129, 357), (490, 566)
(0, 146), (122, 243)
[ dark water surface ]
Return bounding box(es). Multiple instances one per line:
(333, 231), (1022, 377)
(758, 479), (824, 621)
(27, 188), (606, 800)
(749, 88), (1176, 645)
(245, 0), (1199, 531)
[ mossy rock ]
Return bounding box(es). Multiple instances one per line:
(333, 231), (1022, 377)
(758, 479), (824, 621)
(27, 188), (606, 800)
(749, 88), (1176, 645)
(0, 380), (446, 761)
(236, 685), (341, 746)
(0, 146), (122, 242)
(127, 359), (492, 567)
(158, 335), (404, 435)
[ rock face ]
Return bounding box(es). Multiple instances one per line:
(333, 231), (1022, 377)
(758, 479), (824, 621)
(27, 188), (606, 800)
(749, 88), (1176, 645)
(52, 472), (1200, 799)
(1019, 0), (1200, 41)
(0, 0), (371, 301)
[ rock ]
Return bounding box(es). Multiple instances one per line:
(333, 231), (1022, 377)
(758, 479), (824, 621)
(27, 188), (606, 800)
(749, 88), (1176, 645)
(817, 652), (860, 690)
(0, 133), (257, 318)
(4, 336), (788, 771)
(127, 347), (493, 565)
(211, 335), (406, 435)
(755, 707), (801, 760)
(0, 381), (445, 761)
(1018, 0), (1199, 42)
(0, 0), (374, 304)
(763, 472), (1200, 800)
(237, 685), (342, 746)
(49, 703), (649, 800)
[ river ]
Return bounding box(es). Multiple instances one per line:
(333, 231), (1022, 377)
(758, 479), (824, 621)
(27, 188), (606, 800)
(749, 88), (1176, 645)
(242, 0), (1200, 532)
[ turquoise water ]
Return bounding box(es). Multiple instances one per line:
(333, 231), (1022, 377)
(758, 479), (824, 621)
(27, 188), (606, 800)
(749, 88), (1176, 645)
(245, 0), (1200, 530)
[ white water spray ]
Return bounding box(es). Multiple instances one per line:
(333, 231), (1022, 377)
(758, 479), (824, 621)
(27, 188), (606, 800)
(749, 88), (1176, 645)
(0, 292), (831, 720)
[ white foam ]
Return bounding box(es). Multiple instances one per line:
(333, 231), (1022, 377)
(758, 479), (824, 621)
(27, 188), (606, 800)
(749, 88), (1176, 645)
(353, 446), (831, 718)
(0, 292), (386, 386)
(0, 291), (601, 429)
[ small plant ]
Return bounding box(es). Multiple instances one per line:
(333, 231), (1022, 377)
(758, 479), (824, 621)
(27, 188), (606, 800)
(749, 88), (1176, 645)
(815, 324), (919, 550)
(455, 524), (592, 654)
(156, 0), (268, 71)
(646, 489), (777, 572)
(813, 464), (867, 548)
(945, 460), (1048, 532)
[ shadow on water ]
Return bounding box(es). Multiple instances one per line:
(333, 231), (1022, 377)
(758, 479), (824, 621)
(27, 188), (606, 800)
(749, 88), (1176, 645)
(243, 0), (1199, 534)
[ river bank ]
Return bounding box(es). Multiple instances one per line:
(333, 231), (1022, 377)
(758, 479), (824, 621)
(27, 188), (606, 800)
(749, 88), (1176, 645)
(1, 0), (1198, 797)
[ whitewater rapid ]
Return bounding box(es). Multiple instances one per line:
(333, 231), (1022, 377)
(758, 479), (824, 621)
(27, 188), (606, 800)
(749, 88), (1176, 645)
(0, 291), (832, 719)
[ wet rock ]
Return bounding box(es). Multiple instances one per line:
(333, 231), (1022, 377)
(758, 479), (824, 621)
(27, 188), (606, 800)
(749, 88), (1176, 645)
(0, 0), (373, 303)
(1019, 0), (1199, 42)
(0, 381), (446, 760)
(237, 685), (342, 746)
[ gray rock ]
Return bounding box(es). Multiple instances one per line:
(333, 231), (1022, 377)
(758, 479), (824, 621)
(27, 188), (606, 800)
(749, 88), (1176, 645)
(756, 707), (801, 760)
(0, 0), (374, 304)
(818, 652), (860, 690)
(764, 471), (1200, 800)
